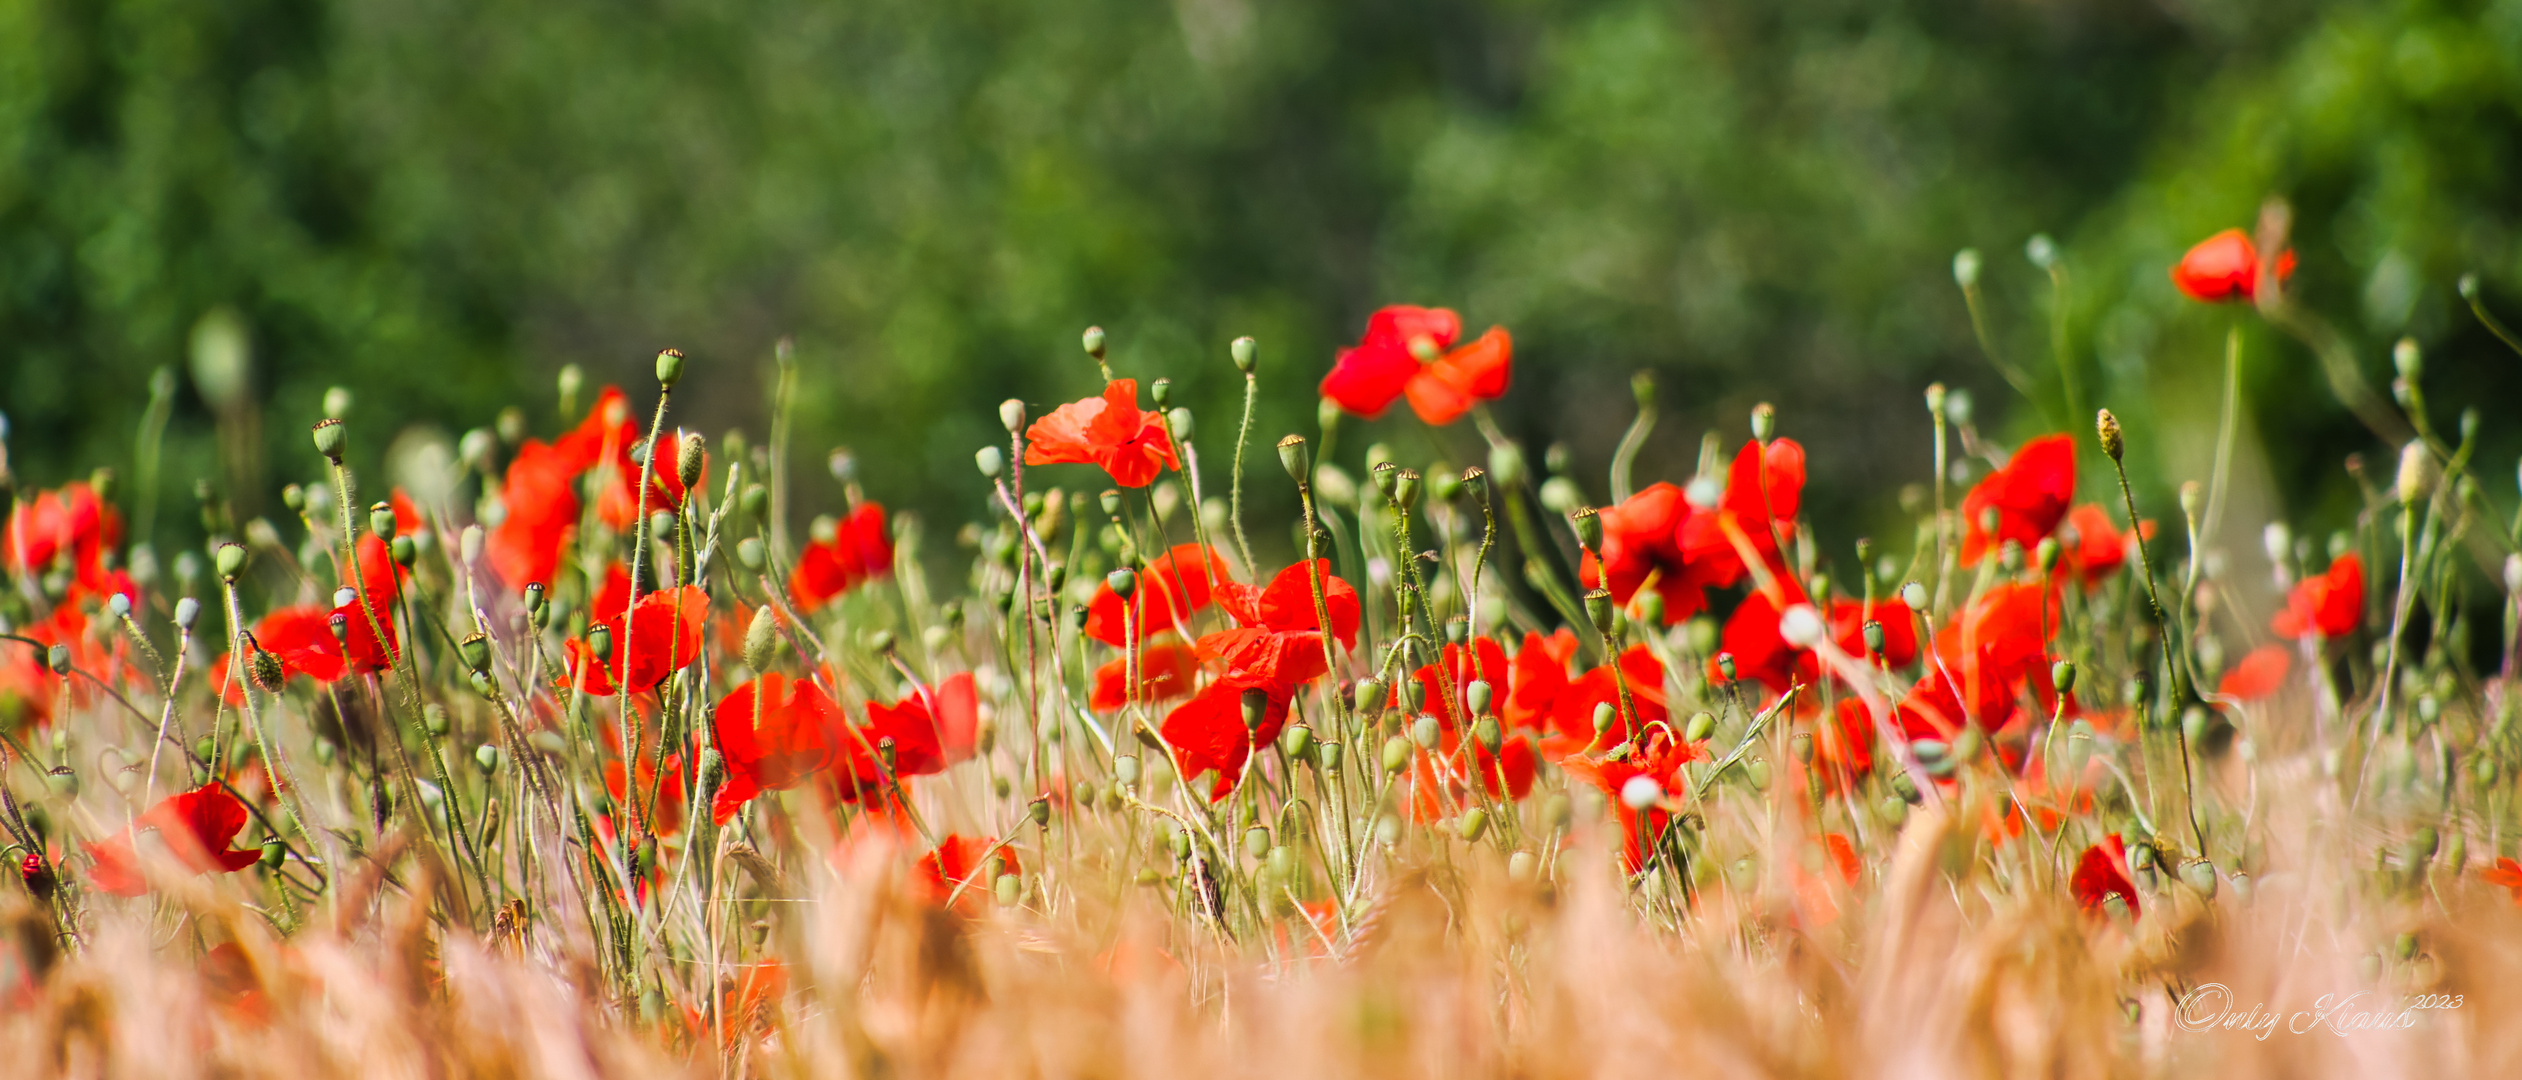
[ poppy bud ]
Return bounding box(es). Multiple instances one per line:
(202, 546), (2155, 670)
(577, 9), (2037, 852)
(587, 623), (613, 661)
(998, 398), (1027, 435)
(729, 536), (763, 572)
(1570, 507), (1603, 552)
(1862, 620), (1886, 656)
(2096, 408), (2124, 462)
(2034, 536), (2059, 573)
(1749, 403), (1776, 443)
(2393, 337), (2422, 382)
(472, 741), (503, 775)
(1083, 326), (1107, 361)
(174, 596), (201, 631)
(975, 445), (1005, 479)
(1104, 567), (1138, 602)
(1268, 436), (1311, 486)
(1685, 711), (1715, 742)
(216, 542), (248, 581)
(1278, 725), (1314, 760)
(458, 524), (485, 566)
(1427, 468), (1462, 503)
(1229, 335), (1257, 374)
(390, 535), (416, 567)
(1473, 716), (1501, 753)
(1619, 775), (1662, 810)
(1542, 793), (1574, 833)
(421, 703), (449, 737)
(654, 348), (686, 389)
(1627, 590), (1664, 628)
(1140, 377), (1170, 411)
(103, 592), (130, 621)
(45, 644), (69, 675)
(1353, 677), (1385, 714)
(1465, 679), (1493, 717)
(1585, 588), (1618, 637)
(1168, 407), (1193, 440)
(1392, 469), (1422, 509)
(675, 433), (705, 492)
(1507, 849), (1539, 882)
(1924, 382), (1947, 419)
(2051, 660), (2076, 695)
(1241, 687), (1269, 732)
(1592, 701), (1617, 736)
(1951, 249), (1981, 288)
(1715, 652), (1737, 683)
(1381, 736), (1412, 774)
(1890, 769), (1920, 804)
(2397, 441), (2433, 506)
(312, 418), (347, 464)
(1458, 808), (1491, 842)
(2025, 233), (2059, 270)
(1487, 442), (1527, 488)
(459, 633), (492, 676)
(1411, 713), (1440, 748)
(1900, 581), (1927, 611)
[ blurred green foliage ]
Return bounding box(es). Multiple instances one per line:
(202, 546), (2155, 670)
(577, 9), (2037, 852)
(4, 0), (2520, 557)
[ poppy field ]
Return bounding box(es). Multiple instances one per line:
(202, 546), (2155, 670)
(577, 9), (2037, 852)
(5, 223), (2522, 1078)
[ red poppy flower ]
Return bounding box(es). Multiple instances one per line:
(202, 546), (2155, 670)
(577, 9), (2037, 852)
(2218, 644), (2291, 702)
(1818, 698), (1879, 791)
(1562, 730), (1696, 873)
(1500, 629), (1583, 733)
(1083, 544), (1232, 646)
(3, 603), (118, 724)
(1392, 636), (1512, 733)
(710, 672), (848, 823)
(605, 750), (691, 837)
(1959, 435), (2076, 566)
(916, 833), (1018, 913)
(1198, 559), (1362, 688)
(1404, 733), (1540, 821)
(1829, 594), (1918, 667)
(568, 585), (707, 696)
(1896, 582), (2068, 743)
(1820, 833), (1862, 885)
(2271, 554), (2363, 641)
(1090, 638), (1201, 711)
(2070, 834), (2140, 918)
(4, 480), (124, 595)
(927, 672), (983, 764)
(1318, 305), (1514, 426)
(1516, 644), (1669, 760)
(837, 686), (960, 792)
(85, 784), (263, 897)
(2170, 228), (2295, 303)
(1159, 679), (1278, 800)
(789, 502), (894, 611)
(1023, 379), (1178, 488)
(1583, 439), (1804, 623)
(2482, 858), (2522, 906)
(487, 437), (587, 590)
(2055, 504), (2153, 587)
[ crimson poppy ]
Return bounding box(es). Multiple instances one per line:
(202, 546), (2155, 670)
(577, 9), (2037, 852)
(605, 751), (692, 837)
(1584, 439), (1805, 623)
(1082, 543), (1232, 646)
(927, 672), (984, 764)
(3, 480), (123, 597)
(789, 502), (894, 611)
(1712, 588), (1919, 697)
(1318, 305), (1514, 425)
(1895, 582), (2068, 745)
(2070, 834), (2140, 918)
(711, 672), (848, 823)
(568, 585), (707, 696)
(1829, 594), (1918, 667)
(2055, 504), (2151, 587)
(1561, 729), (1696, 873)
(1404, 733), (1540, 822)
(1090, 638), (1201, 711)
(487, 437), (587, 590)
(839, 687), (958, 791)
(1530, 645), (1670, 759)
(1959, 435), (2076, 566)
(1023, 379), (1178, 488)
(1500, 629), (1583, 734)
(2170, 228), (2295, 303)
(1817, 698), (1879, 791)
(85, 784), (263, 897)
(2217, 644), (2291, 702)
(1199, 559), (1362, 687)
(1391, 636), (1511, 735)
(916, 833), (1017, 912)
(2271, 553), (2363, 641)
(2482, 858), (2522, 906)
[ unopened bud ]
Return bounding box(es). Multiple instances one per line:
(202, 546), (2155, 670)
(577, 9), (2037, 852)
(2051, 660), (2077, 695)
(1952, 249), (1982, 289)
(173, 597), (201, 631)
(1749, 403), (1775, 442)
(1458, 808), (1491, 842)
(2397, 441), (2433, 505)
(975, 445), (1005, 479)
(1082, 326), (1107, 361)
(1381, 736), (1413, 774)
(1685, 711), (1715, 742)
(216, 542), (248, 581)
(2394, 338), (2422, 382)
(2096, 408), (2124, 462)
(250, 648), (285, 692)
(1592, 701), (1617, 736)
(1464, 679), (1493, 717)
(1354, 678), (1385, 714)
(1230, 335), (1257, 374)
(676, 433), (705, 491)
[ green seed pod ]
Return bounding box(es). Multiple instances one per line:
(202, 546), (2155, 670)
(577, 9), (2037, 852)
(1464, 679), (1494, 717)
(1473, 716), (1501, 753)
(1266, 844), (1298, 883)
(654, 348), (687, 389)
(743, 606), (779, 672)
(1458, 808), (1490, 842)
(41, 644), (68, 676)
(1410, 714), (1440, 748)
(1749, 402), (1776, 442)
(1278, 725), (1315, 760)
(1393, 469), (1422, 509)
(1487, 441), (1527, 488)
(1716, 652), (1738, 683)
(1027, 798), (1052, 827)
(459, 633), (492, 675)
(1459, 466), (1489, 507)
(425, 704), (450, 736)
(736, 537), (766, 571)
(1375, 813), (1402, 846)
(1543, 792), (1573, 832)
(1105, 567), (1137, 600)
(1082, 325), (1108, 360)
(174, 596), (201, 631)
(1354, 677), (1386, 714)
(1318, 742), (1343, 773)
(1381, 736), (1413, 774)
(2051, 660), (2077, 696)
(1901, 581), (1927, 611)
(1585, 589), (1618, 637)
(1951, 727), (1982, 763)
(1114, 755), (1141, 786)
(1244, 826), (1272, 860)
(44, 767), (77, 798)
(1230, 335), (1256, 374)
(1862, 620), (1886, 656)
(1684, 711), (1715, 742)
(312, 418), (347, 463)
(1277, 435), (1311, 484)
(1634, 590), (1665, 626)
(476, 743), (502, 774)
(1241, 688), (1270, 732)
(975, 445), (1005, 479)
(216, 542), (248, 581)
(260, 839), (287, 869)
(586, 623), (613, 661)
(1593, 701), (1617, 736)
(1745, 759), (1772, 789)
(2181, 859), (2218, 898)
(369, 501), (397, 541)
(1791, 731), (1814, 763)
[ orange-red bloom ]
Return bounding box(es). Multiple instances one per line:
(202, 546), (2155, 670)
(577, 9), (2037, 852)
(711, 672), (849, 823)
(789, 502), (894, 611)
(1584, 439), (1805, 623)
(1319, 305), (1513, 425)
(2056, 504), (2150, 587)
(2170, 228), (2295, 303)
(1896, 582), (2069, 746)
(1502, 643), (1669, 760)
(916, 834), (1016, 913)
(3, 480), (123, 596)
(2071, 834), (2140, 918)
(1024, 379), (1177, 488)
(1083, 544), (1231, 646)
(1090, 638), (1200, 711)
(1160, 561), (1359, 800)
(85, 784), (263, 897)
(1959, 435), (2075, 566)
(2482, 857), (2522, 906)
(568, 585), (707, 696)
(2218, 644), (2291, 702)
(2271, 554), (2363, 641)
(1562, 729), (1697, 873)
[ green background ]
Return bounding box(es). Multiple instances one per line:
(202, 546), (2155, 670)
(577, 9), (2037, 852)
(5, 0), (2519, 565)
